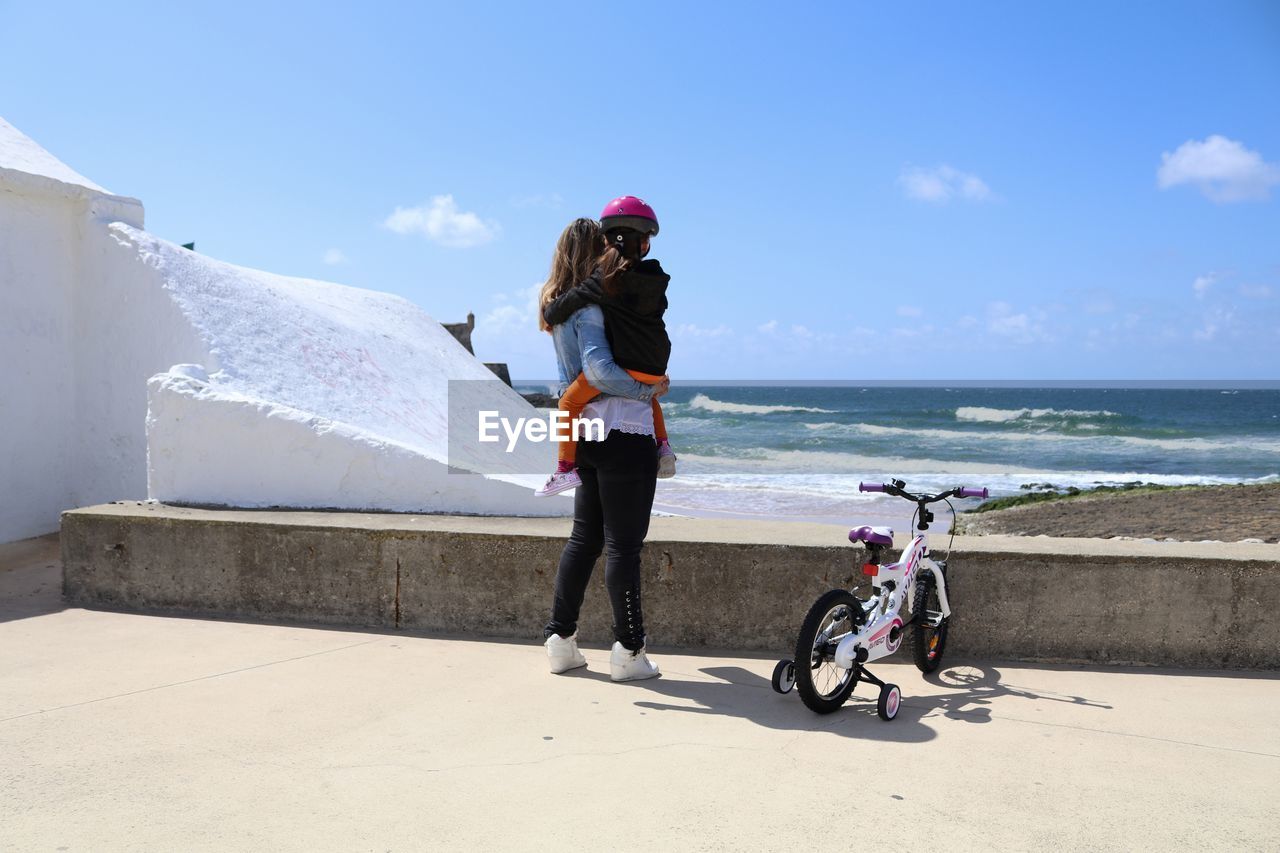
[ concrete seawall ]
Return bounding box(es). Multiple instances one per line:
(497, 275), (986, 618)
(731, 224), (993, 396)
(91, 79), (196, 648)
(61, 503), (1280, 668)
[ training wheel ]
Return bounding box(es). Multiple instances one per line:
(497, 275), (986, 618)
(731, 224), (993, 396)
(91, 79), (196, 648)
(877, 683), (901, 721)
(771, 659), (796, 694)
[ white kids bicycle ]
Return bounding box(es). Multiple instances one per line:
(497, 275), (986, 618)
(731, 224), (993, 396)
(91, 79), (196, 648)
(772, 479), (988, 719)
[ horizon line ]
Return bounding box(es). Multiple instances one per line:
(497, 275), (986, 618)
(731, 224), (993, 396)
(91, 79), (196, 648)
(512, 379), (1280, 389)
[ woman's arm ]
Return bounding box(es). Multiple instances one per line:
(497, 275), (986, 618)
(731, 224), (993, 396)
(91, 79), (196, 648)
(573, 305), (659, 401)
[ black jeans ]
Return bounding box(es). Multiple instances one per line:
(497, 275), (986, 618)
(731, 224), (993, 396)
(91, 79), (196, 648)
(544, 431), (658, 651)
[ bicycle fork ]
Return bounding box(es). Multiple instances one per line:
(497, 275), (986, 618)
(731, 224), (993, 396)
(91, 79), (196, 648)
(830, 561), (952, 669)
(914, 560), (953, 623)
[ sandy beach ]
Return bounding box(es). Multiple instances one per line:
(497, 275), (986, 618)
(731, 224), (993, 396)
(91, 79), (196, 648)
(956, 483), (1280, 543)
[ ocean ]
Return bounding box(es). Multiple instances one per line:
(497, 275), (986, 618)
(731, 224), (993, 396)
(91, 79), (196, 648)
(589, 385), (1280, 526)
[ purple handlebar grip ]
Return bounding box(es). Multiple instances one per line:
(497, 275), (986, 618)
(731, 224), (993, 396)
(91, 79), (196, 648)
(859, 482), (886, 493)
(959, 487), (989, 499)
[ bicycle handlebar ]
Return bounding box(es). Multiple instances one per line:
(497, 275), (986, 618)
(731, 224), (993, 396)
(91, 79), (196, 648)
(859, 481), (989, 502)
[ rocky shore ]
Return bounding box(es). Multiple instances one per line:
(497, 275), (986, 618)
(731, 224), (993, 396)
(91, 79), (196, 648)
(956, 482), (1280, 543)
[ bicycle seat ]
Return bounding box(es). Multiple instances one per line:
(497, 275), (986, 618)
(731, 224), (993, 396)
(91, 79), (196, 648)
(848, 526), (894, 546)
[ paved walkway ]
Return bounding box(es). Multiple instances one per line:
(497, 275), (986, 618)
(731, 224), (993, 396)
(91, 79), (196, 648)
(3, 534), (1277, 851)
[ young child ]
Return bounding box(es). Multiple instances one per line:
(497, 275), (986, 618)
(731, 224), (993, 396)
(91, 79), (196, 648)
(535, 197), (676, 497)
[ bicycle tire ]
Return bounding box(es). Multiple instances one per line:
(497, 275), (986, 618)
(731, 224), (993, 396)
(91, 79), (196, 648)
(794, 589), (862, 714)
(911, 570), (949, 673)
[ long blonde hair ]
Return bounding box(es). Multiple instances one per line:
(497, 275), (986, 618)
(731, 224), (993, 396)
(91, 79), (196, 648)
(538, 218), (629, 331)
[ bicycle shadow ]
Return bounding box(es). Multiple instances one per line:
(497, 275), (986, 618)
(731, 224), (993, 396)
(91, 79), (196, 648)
(612, 659), (1111, 742)
(614, 662), (936, 743)
(914, 661), (1113, 723)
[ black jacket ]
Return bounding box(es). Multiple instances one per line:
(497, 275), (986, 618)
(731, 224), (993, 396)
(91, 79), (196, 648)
(543, 260), (671, 376)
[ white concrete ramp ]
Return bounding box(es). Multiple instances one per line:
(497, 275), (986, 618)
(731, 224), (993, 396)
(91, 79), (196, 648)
(112, 225), (564, 515)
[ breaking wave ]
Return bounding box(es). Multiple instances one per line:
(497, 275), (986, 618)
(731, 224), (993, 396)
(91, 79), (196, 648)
(799, 421), (1280, 455)
(955, 406), (1119, 423)
(688, 393), (834, 415)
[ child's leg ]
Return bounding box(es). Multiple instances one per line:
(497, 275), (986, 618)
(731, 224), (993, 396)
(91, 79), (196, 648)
(623, 369), (669, 443)
(650, 399), (668, 443)
(557, 373), (602, 467)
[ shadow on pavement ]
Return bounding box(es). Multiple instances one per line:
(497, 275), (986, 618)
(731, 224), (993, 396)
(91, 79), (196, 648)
(585, 660), (1114, 742)
(617, 664), (936, 742)
(918, 662), (1113, 722)
(0, 535), (66, 623)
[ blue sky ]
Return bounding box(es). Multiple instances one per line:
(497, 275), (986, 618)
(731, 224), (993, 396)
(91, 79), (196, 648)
(3, 0), (1278, 380)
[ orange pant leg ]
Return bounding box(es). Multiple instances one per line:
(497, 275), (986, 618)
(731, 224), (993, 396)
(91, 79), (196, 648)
(557, 370), (669, 465)
(624, 370), (668, 443)
(556, 373), (601, 465)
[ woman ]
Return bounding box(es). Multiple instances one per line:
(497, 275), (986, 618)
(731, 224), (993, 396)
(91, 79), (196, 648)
(538, 213), (669, 682)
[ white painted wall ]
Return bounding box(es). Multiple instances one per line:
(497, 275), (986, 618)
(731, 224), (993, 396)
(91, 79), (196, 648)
(1, 117), (567, 543)
(74, 215), (214, 508)
(1, 175), (80, 540)
(1, 118), (150, 541)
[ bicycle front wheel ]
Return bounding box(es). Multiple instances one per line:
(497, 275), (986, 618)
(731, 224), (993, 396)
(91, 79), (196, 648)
(911, 571), (949, 673)
(794, 589), (862, 714)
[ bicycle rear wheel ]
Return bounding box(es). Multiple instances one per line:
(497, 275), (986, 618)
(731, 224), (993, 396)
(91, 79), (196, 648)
(794, 589), (862, 714)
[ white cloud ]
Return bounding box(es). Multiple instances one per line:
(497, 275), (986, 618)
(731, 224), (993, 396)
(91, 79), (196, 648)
(1157, 135), (1280, 203)
(470, 281), (559, 378)
(737, 319), (877, 366)
(674, 323), (732, 339)
(321, 248), (348, 265)
(900, 165), (993, 203)
(383, 195), (499, 248)
(479, 281), (542, 336)
(896, 305), (923, 317)
(989, 312), (1032, 338)
(1192, 307), (1235, 342)
(1240, 283), (1273, 299)
(1193, 273), (1218, 299)
(985, 301), (1048, 345)
(1082, 295), (1114, 315)
(892, 323), (936, 339)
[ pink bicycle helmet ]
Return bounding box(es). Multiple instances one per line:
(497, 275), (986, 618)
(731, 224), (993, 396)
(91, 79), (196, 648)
(600, 196), (659, 236)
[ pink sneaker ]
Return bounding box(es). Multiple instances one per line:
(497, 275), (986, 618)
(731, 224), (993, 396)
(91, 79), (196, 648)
(657, 441), (677, 479)
(535, 468), (581, 497)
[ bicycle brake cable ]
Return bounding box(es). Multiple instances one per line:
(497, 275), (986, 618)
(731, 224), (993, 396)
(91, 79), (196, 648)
(944, 497), (956, 559)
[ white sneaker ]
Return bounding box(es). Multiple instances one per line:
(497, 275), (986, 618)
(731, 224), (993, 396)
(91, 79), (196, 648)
(535, 469), (581, 497)
(610, 641), (660, 682)
(545, 633), (587, 674)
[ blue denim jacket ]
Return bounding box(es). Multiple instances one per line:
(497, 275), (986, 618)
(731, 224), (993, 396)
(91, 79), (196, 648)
(551, 305), (656, 401)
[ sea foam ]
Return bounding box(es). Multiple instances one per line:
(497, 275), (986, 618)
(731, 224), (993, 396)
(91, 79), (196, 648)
(955, 406), (1119, 423)
(795, 421), (1280, 455)
(688, 393), (834, 415)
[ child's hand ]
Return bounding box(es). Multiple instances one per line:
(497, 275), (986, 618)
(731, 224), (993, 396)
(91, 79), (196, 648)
(652, 375), (671, 398)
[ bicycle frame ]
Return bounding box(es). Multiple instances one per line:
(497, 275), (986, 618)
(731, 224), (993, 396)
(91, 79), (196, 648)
(832, 531), (952, 669)
(777, 480), (986, 716)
